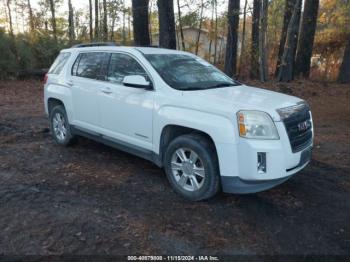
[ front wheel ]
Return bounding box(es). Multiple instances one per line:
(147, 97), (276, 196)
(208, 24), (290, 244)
(164, 134), (220, 201)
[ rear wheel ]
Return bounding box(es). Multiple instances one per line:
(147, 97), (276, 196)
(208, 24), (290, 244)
(164, 134), (220, 201)
(49, 105), (75, 146)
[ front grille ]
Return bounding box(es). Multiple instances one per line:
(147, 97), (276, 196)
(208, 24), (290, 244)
(278, 103), (313, 153)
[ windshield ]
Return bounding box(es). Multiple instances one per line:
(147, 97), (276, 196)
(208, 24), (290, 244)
(144, 54), (240, 90)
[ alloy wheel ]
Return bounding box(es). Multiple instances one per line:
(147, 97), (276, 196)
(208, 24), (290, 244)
(170, 148), (206, 192)
(52, 112), (67, 141)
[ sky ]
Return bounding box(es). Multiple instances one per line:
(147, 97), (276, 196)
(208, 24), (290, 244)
(28, 0), (252, 17)
(1, 0), (254, 34)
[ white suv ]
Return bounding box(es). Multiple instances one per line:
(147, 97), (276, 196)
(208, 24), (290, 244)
(44, 43), (313, 201)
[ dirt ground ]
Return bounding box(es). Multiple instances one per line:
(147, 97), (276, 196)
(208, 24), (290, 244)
(0, 80), (349, 256)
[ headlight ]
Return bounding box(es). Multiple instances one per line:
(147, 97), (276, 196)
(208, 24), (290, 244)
(237, 111), (279, 140)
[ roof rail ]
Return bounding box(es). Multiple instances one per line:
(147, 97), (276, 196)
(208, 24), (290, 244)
(72, 42), (119, 48)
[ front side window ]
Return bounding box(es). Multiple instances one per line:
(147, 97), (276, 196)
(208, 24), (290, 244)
(144, 54), (240, 90)
(107, 53), (148, 84)
(72, 52), (109, 80)
(49, 52), (71, 74)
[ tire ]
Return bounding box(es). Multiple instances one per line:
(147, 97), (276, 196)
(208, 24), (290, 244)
(164, 134), (220, 201)
(49, 105), (75, 146)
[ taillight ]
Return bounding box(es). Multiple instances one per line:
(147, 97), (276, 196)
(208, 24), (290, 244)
(43, 74), (48, 85)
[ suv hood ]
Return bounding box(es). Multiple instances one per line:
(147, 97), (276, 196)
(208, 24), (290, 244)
(181, 84), (304, 121)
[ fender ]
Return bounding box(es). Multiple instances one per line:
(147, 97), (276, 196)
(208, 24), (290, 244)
(45, 83), (74, 122)
(154, 106), (240, 177)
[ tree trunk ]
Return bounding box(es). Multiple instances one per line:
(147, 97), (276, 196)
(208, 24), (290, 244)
(277, 0), (302, 82)
(295, 0), (319, 78)
(6, 0), (14, 37)
(259, 0), (268, 81)
(27, 0), (34, 31)
(157, 0), (176, 49)
(68, 0), (75, 44)
(122, 0), (126, 44)
(214, 0), (218, 64)
(338, 38), (350, 83)
(94, 0), (99, 40)
(219, 37), (224, 62)
(6, 0), (17, 60)
(224, 0), (240, 77)
(176, 23), (180, 48)
(89, 0), (93, 41)
(103, 0), (108, 41)
(208, 0), (215, 62)
(238, 0), (248, 76)
(48, 0), (57, 41)
(128, 8), (131, 40)
(132, 0), (150, 46)
(195, 0), (204, 55)
(110, 16), (116, 40)
(250, 0), (260, 79)
(21, 4), (26, 33)
(149, 0), (153, 44)
(177, 0), (186, 50)
(275, 0), (296, 76)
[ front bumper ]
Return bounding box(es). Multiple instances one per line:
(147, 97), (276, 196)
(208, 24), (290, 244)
(234, 122), (312, 180)
(221, 175), (292, 194)
(216, 104), (313, 194)
(221, 142), (312, 194)
(221, 148), (311, 194)
(216, 121), (313, 194)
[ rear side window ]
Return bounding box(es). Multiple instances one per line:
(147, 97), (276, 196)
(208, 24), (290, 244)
(48, 52), (71, 74)
(72, 52), (109, 80)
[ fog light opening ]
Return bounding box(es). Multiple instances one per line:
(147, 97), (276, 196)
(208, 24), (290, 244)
(257, 152), (266, 174)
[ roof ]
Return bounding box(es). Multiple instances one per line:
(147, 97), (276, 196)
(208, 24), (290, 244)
(71, 42), (118, 48)
(135, 47), (189, 55)
(62, 45), (191, 56)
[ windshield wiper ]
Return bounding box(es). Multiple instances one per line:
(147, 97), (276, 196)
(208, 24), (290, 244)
(182, 87), (205, 91)
(205, 82), (241, 89)
(182, 81), (241, 91)
(207, 83), (233, 88)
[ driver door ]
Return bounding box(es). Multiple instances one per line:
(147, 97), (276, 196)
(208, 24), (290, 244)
(98, 53), (154, 150)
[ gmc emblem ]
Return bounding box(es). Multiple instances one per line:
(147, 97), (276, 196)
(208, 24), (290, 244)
(298, 120), (310, 132)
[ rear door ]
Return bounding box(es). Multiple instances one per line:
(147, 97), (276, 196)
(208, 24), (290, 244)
(70, 52), (109, 130)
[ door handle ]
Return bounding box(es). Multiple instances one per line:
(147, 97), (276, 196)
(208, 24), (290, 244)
(66, 80), (74, 87)
(101, 87), (113, 94)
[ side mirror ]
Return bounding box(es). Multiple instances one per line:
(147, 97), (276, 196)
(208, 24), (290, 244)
(123, 75), (152, 89)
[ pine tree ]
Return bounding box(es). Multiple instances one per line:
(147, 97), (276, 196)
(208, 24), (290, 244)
(48, 0), (57, 41)
(275, 0), (297, 76)
(132, 0), (151, 46)
(224, 0), (240, 77)
(338, 38), (350, 83)
(95, 0), (99, 40)
(89, 0), (93, 41)
(68, 0), (75, 44)
(157, 0), (176, 49)
(250, 0), (260, 79)
(277, 0), (302, 82)
(295, 0), (320, 78)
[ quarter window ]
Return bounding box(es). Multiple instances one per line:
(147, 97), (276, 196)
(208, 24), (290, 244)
(107, 53), (148, 84)
(49, 52), (71, 74)
(72, 52), (109, 80)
